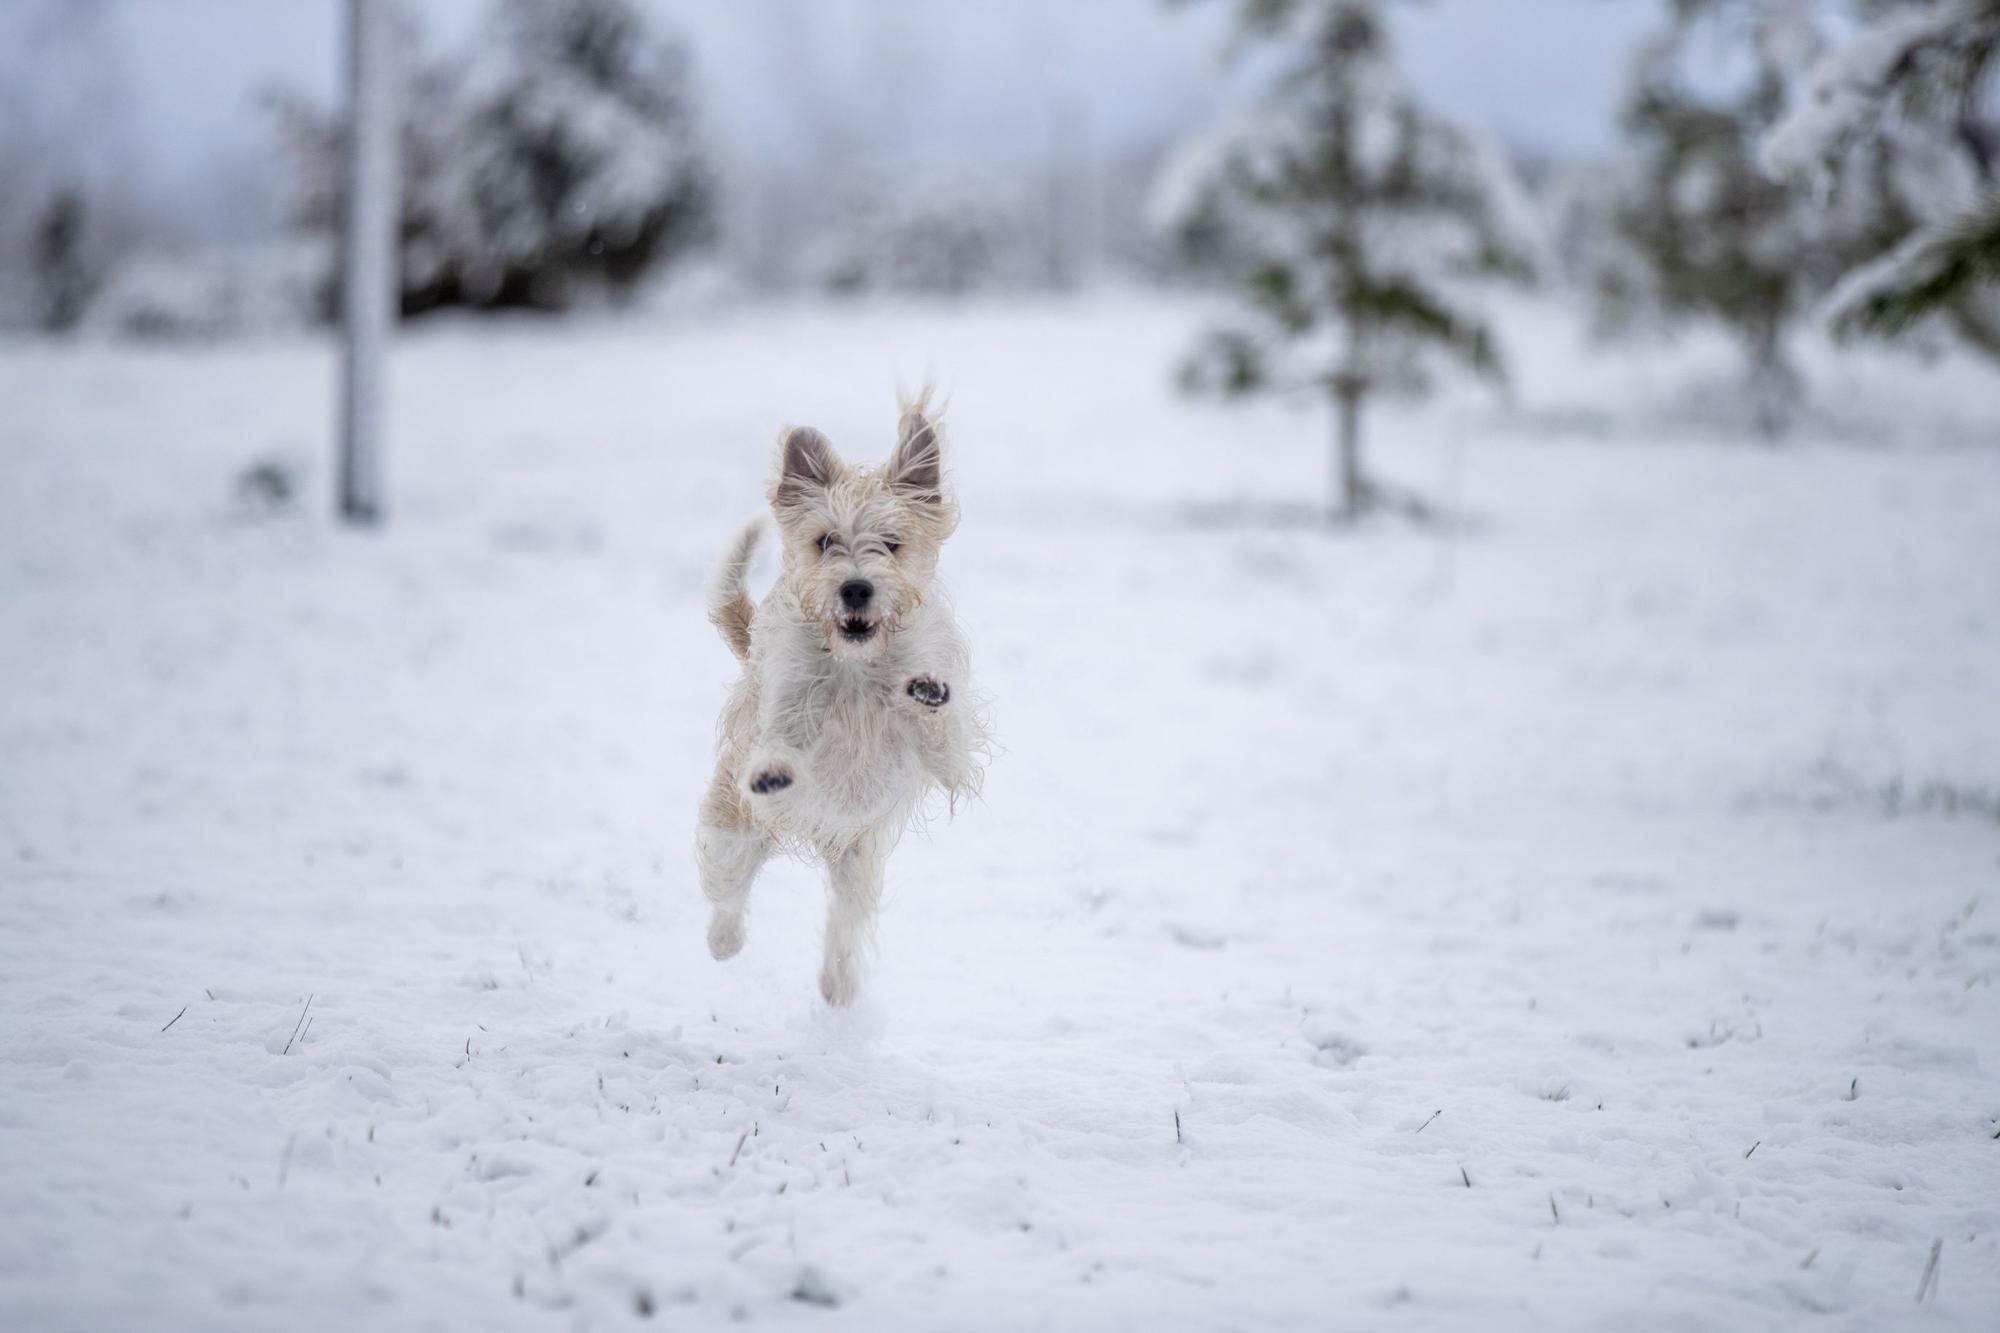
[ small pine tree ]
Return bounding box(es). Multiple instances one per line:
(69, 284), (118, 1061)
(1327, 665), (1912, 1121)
(1595, 1), (1876, 433)
(1155, 0), (1535, 521)
(436, 0), (713, 310)
(1763, 0), (2000, 356)
(270, 0), (713, 318)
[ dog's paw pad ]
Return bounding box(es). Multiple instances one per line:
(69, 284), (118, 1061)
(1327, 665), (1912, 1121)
(906, 675), (950, 709)
(748, 767), (793, 795)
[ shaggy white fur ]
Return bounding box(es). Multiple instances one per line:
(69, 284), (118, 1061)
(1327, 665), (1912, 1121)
(696, 396), (985, 1005)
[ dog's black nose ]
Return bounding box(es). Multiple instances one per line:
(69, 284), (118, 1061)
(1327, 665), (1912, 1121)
(839, 579), (873, 609)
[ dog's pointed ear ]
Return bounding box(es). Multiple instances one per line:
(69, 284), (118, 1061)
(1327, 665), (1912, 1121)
(778, 426), (840, 489)
(888, 403), (944, 504)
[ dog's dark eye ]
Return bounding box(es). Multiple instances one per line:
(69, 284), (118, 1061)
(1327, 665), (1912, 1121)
(883, 537), (901, 555)
(816, 533), (835, 554)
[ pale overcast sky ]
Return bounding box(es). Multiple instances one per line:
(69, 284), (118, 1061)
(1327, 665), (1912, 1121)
(8, 0), (1657, 238)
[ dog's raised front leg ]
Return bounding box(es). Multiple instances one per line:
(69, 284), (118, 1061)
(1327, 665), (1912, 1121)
(738, 741), (808, 812)
(901, 671), (980, 801)
(697, 761), (769, 960)
(819, 834), (888, 1006)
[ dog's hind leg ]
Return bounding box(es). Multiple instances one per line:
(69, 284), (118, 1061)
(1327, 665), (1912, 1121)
(697, 761), (768, 961)
(819, 833), (889, 1006)
(699, 826), (766, 960)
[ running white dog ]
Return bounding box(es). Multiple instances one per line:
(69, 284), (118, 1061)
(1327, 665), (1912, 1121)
(697, 396), (985, 1005)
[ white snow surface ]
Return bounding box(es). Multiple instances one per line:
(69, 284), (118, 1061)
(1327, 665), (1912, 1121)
(1, 293), (1997, 1331)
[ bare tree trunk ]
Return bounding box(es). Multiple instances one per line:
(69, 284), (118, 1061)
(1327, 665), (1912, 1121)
(1333, 379), (1365, 521)
(339, 0), (400, 525)
(1747, 316), (1800, 441)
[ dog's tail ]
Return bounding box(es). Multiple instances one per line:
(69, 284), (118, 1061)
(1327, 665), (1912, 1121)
(707, 519), (764, 662)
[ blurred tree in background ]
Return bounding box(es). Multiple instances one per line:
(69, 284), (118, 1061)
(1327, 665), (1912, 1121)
(809, 171), (1037, 297)
(1154, 0), (1537, 521)
(1580, 0), (2000, 430)
(271, 0), (713, 318)
(0, 0), (157, 334)
(30, 190), (97, 332)
(1764, 0), (2000, 356)
(1586, 1), (1883, 433)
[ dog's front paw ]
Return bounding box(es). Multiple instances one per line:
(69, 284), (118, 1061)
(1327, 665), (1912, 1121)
(747, 764), (793, 796)
(905, 675), (950, 709)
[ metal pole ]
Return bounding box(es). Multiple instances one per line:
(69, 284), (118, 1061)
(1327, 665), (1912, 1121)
(338, 0), (399, 525)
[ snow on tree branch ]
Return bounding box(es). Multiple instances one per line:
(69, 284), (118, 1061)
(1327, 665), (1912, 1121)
(1763, 0), (2000, 185)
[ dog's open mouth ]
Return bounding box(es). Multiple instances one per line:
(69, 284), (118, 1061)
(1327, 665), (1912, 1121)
(838, 616), (876, 644)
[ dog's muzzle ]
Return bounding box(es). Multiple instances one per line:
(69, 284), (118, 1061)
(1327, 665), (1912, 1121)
(836, 579), (879, 645)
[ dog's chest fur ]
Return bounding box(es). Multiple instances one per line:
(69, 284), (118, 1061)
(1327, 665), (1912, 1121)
(742, 595), (941, 835)
(793, 656), (924, 815)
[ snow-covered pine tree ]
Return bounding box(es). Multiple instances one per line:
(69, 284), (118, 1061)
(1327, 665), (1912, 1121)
(1762, 0), (2000, 356)
(433, 0), (712, 311)
(270, 0), (713, 317)
(1154, 0), (1535, 521)
(1594, 0), (1881, 433)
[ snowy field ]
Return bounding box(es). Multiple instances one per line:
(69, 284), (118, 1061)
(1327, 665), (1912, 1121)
(1, 292), (1997, 1331)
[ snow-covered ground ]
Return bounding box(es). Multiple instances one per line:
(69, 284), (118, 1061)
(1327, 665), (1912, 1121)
(1, 293), (1996, 1331)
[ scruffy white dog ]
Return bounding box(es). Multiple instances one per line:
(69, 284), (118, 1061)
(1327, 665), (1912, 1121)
(697, 396), (984, 1005)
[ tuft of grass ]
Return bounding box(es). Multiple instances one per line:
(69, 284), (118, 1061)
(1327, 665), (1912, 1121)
(282, 994), (314, 1055)
(1915, 1238), (1943, 1303)
(791, 1268), (840, 1309)
(233, 457), (298, 518)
